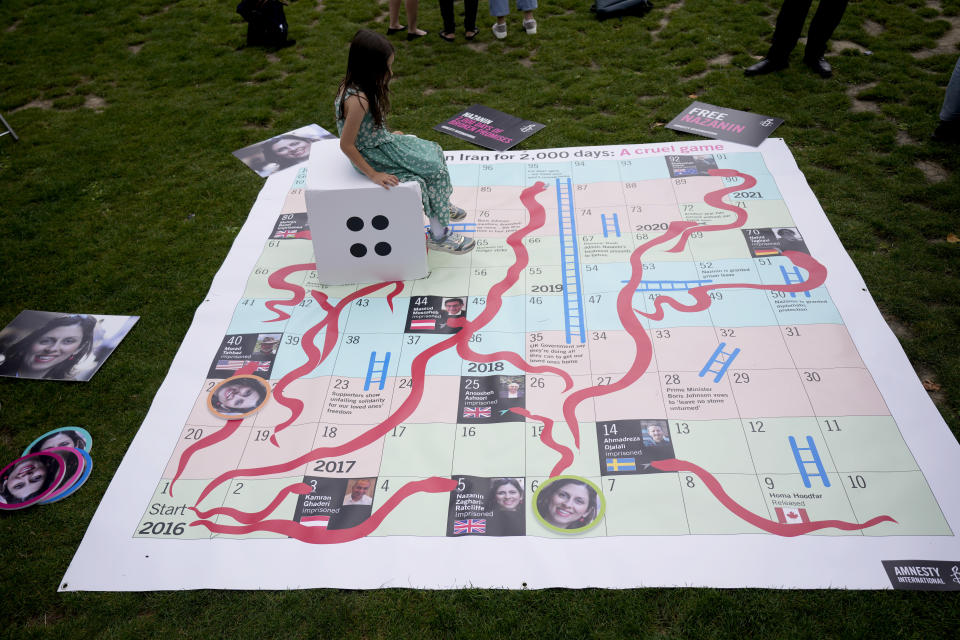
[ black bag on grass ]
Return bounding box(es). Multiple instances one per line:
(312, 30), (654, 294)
(590, 0), (653, 21)
(237, 0), (291, 47)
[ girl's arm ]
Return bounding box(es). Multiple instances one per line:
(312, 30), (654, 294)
(339, 93), (399, 189)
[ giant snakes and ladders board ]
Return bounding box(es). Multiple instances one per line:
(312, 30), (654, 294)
(63, 139), (960, 590)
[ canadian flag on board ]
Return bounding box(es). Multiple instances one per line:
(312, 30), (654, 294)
(775, 507), (810, 524)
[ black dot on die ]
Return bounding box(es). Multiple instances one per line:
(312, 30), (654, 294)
(372, 215), (389, 230)
(350, 243), (367, 258)
(375, 242), (392, 256)
(346, 216), (364, 232)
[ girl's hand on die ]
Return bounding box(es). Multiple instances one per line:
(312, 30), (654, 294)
(372, 171), (399, 188)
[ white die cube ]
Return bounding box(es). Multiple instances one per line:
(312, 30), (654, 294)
(305, 139), (428, 285)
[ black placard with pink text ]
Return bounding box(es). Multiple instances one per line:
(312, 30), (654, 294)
(434, 104), (544, 151)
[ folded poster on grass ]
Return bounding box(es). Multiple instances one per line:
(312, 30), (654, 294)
(0, 311), (138, 382)
(435, 104), (544, 151)
(232, 124), (335, 178)
(667, 101), (783, 147)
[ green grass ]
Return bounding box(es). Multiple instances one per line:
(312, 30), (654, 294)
(1, 0), (959, 636)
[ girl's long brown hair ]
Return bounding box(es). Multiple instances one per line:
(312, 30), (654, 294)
(337, 29), (395, 128)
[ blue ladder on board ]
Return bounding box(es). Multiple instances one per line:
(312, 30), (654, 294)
(633, 279), (713, 292)
(789, 435), (831, 488)
(364, 351), (391, 391)
(556, 178), (585, 344)
(601, 213), (621, 238)
(698, 342), (741, 383)
(779, 265), (811, 298)
(423, 222), (476, 234)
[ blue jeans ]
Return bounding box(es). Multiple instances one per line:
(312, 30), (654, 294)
(940, 55), (960, 122)
(489, 0), (536, 18)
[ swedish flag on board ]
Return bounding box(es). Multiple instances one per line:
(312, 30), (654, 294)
(606, 457), (636, 472)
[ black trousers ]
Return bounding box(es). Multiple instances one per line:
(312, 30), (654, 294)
(767, 0), (849, 61)
(439, 0), (479, 33)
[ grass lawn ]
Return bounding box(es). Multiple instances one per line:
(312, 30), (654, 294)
(1, 0), (959, 636)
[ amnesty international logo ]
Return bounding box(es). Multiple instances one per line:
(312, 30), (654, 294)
(882, 560), (960, 591)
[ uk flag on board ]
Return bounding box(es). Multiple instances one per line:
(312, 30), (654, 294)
(453, 519), (486, 534)
(299, 515), (330, 528)
(463, 406), (492, 418)
(775, 507), (810, 524)
(275, 229), (299, 238)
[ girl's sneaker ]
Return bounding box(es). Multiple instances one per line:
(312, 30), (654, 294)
(492, 23), (507, 39)
(428, 228), (475, 254)
(450, 205), (467, 221)
(522, 18), (537, 34)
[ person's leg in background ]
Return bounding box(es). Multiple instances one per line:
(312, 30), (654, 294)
(934, 55), (960, 142)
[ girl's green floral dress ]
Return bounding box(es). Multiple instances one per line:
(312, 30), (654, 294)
(336, 89), (452, 225)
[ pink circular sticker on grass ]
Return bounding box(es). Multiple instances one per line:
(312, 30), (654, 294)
(22, 426), (93, 456)
(0, 451), (66, 510)
(37, 446), (85, 503)
(41, 447), (92, 504)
